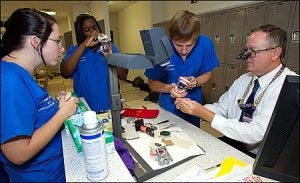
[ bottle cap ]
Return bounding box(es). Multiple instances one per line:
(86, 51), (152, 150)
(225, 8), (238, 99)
(83, 111), (98, 126)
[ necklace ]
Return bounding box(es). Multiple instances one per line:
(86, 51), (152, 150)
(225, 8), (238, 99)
(238, 65), (285, 110)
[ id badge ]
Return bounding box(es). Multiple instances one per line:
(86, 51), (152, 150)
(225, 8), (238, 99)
(242, 115), (253, 123)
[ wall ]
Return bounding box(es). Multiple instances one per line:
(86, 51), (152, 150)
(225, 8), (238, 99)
(89, 1), (110, 36)
(57, 18), (70, 38)
(109, 13), (120, 49)
(118, 1), (152, 81)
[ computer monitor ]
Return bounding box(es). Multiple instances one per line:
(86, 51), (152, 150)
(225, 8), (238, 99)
(253, 75), (299, 182)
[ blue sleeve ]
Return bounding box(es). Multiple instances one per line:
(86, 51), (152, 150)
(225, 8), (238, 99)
(144, 64), (164, 81)
(62, 45), (77, 63)
(200, 36), (219, 73)
(112, 44), (119, 53)
(1, 75), (36, 144)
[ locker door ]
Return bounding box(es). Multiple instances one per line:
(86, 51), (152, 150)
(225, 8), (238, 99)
(267, 1), (293, 31)
(245, 4), (267, 36)
(239, 65), (248, 76)
(200, 14), (214, 104)
(223, 65), (240, 92)
(285, 1), (299, 74)
(226, 9), (246, 65)
(214, 12), (229, 64)
(201, 14), (214, 39)
(208, 65), (224, 103)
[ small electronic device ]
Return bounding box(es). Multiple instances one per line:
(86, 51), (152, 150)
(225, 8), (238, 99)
(97, 33), (111, 53)
(176, 76), (189, 93)
(134, 119), (155, 137)
(253, 75), (299, 182)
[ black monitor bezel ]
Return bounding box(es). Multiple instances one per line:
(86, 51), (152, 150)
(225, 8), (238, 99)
(253, 75), (299, 182)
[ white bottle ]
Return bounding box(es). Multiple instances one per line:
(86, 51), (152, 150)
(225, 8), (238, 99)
(80, 111), (109, 181)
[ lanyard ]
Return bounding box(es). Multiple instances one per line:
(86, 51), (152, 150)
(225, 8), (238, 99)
(238, 66), (285, 110)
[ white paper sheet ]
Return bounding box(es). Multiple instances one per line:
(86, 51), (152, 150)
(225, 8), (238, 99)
(126, 127), (205, 170)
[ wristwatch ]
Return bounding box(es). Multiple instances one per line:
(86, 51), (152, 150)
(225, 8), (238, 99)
(195, 80), (200, 87)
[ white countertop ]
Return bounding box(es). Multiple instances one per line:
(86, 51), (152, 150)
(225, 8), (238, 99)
(61, 130), (135, 182)
(62, 102), (274, 182)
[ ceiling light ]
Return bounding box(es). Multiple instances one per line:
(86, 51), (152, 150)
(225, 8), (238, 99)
(40, 9), (56, 16)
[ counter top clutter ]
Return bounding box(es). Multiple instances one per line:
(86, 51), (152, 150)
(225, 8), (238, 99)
(62, 102), (274, 182)
(125, 124), (205, 170)
(121, 103), (274, 182)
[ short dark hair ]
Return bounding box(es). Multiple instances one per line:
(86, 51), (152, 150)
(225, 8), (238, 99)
(74, 13), (102, 45)
(1, 8), (56, 57)
(250, 24), (287, 60)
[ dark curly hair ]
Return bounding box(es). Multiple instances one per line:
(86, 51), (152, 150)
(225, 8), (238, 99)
(74, 13), (102, 45)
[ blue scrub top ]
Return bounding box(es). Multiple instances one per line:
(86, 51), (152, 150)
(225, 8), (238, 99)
(144, 35), (219, 124)
(62, 44), (119, 112)
(1, 61), (65, 182)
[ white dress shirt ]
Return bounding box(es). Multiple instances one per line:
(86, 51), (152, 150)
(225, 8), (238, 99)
(204, 64), (297, 154)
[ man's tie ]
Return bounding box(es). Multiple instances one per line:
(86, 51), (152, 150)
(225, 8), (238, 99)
(239, 79), (260, 122)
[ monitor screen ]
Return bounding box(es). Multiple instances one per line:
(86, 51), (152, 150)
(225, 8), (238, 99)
(253, 75), (299, 182)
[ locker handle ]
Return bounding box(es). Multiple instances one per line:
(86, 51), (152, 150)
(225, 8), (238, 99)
(292, 31), (299, 42)
(229, 34), (235, 43)
(215, 35), (221, 43)
(212, 83), (217, 91)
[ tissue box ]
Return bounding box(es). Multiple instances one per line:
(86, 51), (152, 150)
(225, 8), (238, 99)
(64, 96), (90, 154)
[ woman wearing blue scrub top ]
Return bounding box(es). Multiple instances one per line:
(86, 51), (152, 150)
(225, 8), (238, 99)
(1, 8), (78, 182)
(61, 13), (126, 113)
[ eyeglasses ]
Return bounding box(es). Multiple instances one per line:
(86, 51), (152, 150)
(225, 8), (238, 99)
(48, 38), (63, 49)
(236, 46), (278, 60)
(247, 47), (278, 58)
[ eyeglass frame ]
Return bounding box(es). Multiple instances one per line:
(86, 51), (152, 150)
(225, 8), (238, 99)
(246, 46), (278, 58)
(48, 38), (63, 49)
